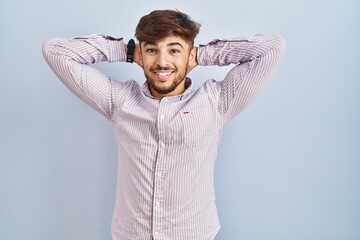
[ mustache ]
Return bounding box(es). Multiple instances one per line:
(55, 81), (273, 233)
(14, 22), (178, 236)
(150, 65), (176, 71)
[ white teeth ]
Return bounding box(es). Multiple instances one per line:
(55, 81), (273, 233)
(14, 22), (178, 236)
(157, 72), (172, 76)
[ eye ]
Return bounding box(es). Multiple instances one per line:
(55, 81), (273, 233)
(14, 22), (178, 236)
(146, 48), (156, 53)
(170, 49), (180, 54)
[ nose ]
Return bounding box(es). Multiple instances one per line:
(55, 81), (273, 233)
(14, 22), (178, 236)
(156, 52), (169, 68)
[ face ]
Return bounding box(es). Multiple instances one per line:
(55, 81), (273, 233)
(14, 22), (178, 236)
(140, 35), (196, 99)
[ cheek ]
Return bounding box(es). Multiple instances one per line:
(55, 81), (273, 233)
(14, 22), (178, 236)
(175, 57), (190, 69)
(142, 59), (153, 70)
(140, 55), (153, 67)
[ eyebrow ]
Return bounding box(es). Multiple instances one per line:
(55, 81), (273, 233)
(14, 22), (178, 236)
(167, 42), (184, 49)
(143, 41), (184, 49)
(143, 41), (156, 47)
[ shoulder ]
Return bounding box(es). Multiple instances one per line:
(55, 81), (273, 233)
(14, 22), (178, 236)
(199, 79), (221, 97)
(187, 79), (221, 106)
(112, 79), (140, 92)
(112, 79), (142, 105)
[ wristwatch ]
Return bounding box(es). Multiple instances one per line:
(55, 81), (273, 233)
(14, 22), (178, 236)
(126, 39), (135, 63)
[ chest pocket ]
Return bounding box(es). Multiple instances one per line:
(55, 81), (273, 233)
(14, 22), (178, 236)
(177, 106), (215, 149)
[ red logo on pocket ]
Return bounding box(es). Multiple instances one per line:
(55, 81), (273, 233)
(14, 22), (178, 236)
(183, 111), (189, 114)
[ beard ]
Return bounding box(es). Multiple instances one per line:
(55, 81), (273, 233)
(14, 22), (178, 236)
(144, 64), (188, 95)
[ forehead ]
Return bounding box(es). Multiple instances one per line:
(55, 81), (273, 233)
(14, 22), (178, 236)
(142, 35), (190, 49)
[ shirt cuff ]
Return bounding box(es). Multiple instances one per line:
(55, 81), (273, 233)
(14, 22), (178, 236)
(196, 40), (219, 66)
(106, 35), (127, 63)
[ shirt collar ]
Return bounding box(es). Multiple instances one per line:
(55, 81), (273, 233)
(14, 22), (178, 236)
(142, 78), (193, 102)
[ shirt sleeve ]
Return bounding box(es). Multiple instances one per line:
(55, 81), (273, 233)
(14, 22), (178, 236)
(42, 34), (128, 121)
(197, 35), (286, 123)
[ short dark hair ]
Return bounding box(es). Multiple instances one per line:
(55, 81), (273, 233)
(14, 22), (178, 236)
(135, 10), (201, 46)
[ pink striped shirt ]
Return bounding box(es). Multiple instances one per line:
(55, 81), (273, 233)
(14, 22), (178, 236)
(42, 34), (285, 240)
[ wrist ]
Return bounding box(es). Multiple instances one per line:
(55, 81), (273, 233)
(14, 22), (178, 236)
(126, 39), (135, 63)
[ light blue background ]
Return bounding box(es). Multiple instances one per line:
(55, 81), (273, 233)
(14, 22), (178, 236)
(1, 0), (359, 239)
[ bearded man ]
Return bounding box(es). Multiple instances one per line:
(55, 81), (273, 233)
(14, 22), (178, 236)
(43, 9), (285, 240)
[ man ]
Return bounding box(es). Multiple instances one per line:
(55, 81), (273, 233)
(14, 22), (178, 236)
(43, 9), (285, 240)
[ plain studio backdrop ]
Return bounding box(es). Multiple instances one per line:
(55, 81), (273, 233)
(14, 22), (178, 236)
(1, 0), (359, 239)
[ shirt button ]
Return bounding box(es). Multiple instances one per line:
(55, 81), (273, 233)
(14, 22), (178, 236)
(157, 171), (162, 177)
(154, 231), (159, 236)
(160, 142), (165, 148)
(156, 201), (160, 207)
(160, 115), (165, 120)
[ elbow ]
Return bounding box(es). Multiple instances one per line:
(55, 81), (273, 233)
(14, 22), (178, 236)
(42, 39), (54, 60)
(273, 35), (286, 57)
(42, 38), (61, 61)
(42, 40), (51, 61)
(255, 36), (286, 62)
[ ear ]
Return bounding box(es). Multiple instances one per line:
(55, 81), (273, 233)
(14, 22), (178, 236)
(139, 53), (144, 68)
(187, 47), (198, 74)
(134, 42), (144, 69)
(189, 47), (196, 64)
(139, 43), (143, 67)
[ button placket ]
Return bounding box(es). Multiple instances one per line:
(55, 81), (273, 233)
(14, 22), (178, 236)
(152, 100), (169, 238)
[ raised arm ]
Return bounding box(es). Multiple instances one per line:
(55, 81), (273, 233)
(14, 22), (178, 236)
(42, 34), (129, 120)
(197, 35), (286, 123)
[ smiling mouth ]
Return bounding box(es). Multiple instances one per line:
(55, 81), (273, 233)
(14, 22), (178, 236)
(153, 70), (174, 80)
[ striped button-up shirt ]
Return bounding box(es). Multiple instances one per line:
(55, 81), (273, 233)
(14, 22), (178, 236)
(42, 34), (285, 240)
